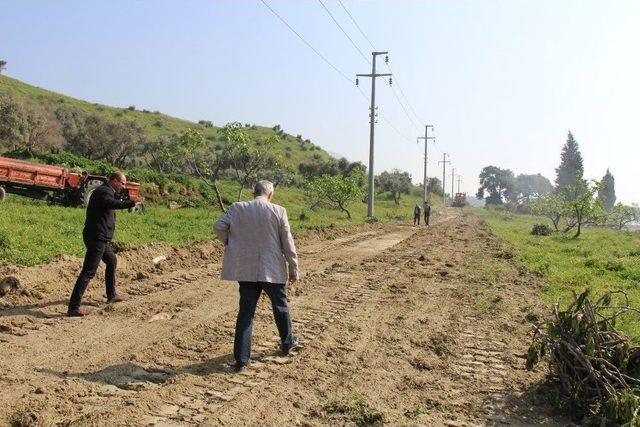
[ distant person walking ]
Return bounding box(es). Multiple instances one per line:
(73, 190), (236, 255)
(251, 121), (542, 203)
(413, 203), (421, 226)
(67, 172), (136, 317)
(214, 180), (299, 373)
(423, 202), (431, 226)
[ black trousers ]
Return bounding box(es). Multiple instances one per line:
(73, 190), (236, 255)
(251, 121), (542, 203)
(68, 236), (117, 309)
(234, 281), (294, 364)
(413, 214), (420, 225)
(424, 212), (430, 225)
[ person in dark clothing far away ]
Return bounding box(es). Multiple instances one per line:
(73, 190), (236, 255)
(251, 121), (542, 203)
(423, 201), (431, 226)
(413, 203), (421, 226)
(67, 172), (136, 317)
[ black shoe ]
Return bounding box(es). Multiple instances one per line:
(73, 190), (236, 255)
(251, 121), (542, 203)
(282, 336), (299, 355)
(106, 294), (126, 304)
(234, 361), (250, 373)
(67, 307), (88, 317)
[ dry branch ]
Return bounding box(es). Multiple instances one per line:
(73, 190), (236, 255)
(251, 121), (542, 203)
(527, 289), (640, 425)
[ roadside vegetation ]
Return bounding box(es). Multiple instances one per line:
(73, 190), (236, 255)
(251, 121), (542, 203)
(473, 130), (640, 424)
(0, 74), (443, 266)
(474, 208), (640, 338)
(0, 184), (431, 266)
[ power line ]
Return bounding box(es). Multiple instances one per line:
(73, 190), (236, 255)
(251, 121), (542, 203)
(380, 114), (413, 143)
(261, 0), (417, 161)
(259, 0), (352, 84)
(386, 64), (424, 125)
(387, 80), (419, 130)
(357, 86), (413, 144)
(336, 0), (425, 129)
(338, 0), (376, 51)
(317, 0), (370, 65)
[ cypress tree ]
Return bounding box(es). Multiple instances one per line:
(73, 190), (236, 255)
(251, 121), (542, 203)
(554, 131), (584, 193)
(598, 169), (616, 213)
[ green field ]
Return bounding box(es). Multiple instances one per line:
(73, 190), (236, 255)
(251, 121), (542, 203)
(0, 185), (431, 266)
(474, 207), (640, 339)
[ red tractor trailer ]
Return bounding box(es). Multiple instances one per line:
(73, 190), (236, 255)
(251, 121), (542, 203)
(0, 156), (140, 206)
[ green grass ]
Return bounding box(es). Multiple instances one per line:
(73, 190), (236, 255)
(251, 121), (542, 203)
(473, 207), (640, 339)
(0, 74), (332, 166)
(0, 184), (432, 266)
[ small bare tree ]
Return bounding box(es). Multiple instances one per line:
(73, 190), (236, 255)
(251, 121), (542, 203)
(224, 122), (280, 201)
(177, 129), (228, 212)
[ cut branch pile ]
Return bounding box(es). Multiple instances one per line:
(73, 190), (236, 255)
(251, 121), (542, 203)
(527, 289), (640, 425)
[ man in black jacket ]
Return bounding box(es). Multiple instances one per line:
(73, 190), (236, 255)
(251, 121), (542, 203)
(67, 172), (136, 317)
(423, 201), (431, 226)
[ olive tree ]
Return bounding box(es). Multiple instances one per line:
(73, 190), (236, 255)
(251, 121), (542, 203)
(304, 171), (365, 219)
(376, 169), (412, 205)
(176, 128), (228, 211)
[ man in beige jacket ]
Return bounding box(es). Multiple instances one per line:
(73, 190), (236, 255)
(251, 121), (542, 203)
(214, 180), (299, 372)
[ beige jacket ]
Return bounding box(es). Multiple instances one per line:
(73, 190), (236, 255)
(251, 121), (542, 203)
(213, 196), (299, 283)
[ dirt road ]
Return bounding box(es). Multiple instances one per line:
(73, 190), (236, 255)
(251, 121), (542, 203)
(0, 209), (564, 426)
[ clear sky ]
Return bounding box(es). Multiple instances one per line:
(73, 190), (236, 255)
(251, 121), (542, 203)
(1, 0), (639, 203)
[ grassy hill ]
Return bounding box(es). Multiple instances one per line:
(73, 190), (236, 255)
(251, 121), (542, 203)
(0, 74), (332, 166)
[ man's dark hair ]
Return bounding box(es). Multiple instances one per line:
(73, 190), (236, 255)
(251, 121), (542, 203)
(109, 172), (125, 182)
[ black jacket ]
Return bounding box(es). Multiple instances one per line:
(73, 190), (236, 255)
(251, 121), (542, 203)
(83, 184), (135, 241)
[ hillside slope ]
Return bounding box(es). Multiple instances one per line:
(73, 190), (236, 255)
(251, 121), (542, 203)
(0, 74), (332, 166)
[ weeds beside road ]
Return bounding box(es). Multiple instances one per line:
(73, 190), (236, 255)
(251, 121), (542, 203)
(0, 191), (428, 266)
(474, 207), (640, 341)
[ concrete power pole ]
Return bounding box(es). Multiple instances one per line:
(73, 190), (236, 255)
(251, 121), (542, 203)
(457, 175), (463, 193)
(356, 52), (392, 218)
(439, 153), (450, 205)
(416, 125), (434, 205)
(451, 167), (456, 202)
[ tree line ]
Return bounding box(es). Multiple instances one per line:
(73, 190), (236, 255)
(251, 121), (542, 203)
(476, 131), (638, 236)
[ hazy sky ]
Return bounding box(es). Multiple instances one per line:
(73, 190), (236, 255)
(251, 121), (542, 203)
(2, 0), (639, 203)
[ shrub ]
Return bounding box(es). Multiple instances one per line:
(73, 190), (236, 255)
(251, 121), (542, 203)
(527, 290), (640, 425)
(128, 105), (136, 111)
(531, 223), (552, 236)
(154, 119), (164, 127)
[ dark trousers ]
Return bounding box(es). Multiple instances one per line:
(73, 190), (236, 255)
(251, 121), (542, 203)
(234, 281), (293, 364)
(68, 236), (117, 310)
(413, 214), (420, 225)
(424, 212), (430, 226)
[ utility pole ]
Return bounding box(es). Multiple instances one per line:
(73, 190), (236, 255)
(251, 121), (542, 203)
(416, 125), (434, 205)
(439, 153), (450, 205)
(457, 175), (463, 193)
(451, 167), (456, 201)
(356, 52), (392, 218)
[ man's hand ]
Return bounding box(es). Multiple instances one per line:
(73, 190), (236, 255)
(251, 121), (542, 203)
(288, 275), (297, 285)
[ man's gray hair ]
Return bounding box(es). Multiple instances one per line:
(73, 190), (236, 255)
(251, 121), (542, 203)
(254, 180), (274, 196)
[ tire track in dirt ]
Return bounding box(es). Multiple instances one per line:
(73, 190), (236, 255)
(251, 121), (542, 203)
(193, 210), (568, 426)
(0, 221), (418, 425)
(1, 209), (567, 426)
